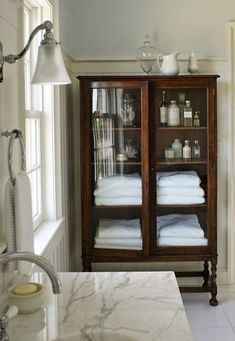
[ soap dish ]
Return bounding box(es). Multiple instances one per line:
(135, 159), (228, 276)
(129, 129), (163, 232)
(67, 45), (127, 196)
(8, 282), (45, 314)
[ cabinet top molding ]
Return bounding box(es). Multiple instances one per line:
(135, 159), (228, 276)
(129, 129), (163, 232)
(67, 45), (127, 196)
(77, 74), (220, 80)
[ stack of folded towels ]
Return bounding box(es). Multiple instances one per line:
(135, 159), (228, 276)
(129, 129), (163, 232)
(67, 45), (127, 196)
(94, 173), (142, 205)
(157, 214), (208, 246)
(94, 218), (142, 249)
(157, 171), (205, 205)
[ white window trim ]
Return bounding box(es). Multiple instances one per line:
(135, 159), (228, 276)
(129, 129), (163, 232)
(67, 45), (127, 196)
(24, 0), (65, 239)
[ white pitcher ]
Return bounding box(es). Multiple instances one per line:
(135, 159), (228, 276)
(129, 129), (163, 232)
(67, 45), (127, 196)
(157, 52), (180, 76)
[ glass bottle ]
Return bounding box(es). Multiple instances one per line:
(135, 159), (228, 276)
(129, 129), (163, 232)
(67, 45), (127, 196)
(159, 91), (168, 127)
(183, 140), (191, 160)
(178, 92), (186, 126)
(183, 100), (193, 126)
(193, 111), (200, 126)
(192, 140), (201, 159)
(168, 100), (180, 126)
(172, 138), (182, 159)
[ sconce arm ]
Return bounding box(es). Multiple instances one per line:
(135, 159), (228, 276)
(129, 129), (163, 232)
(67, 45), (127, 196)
(0, 20), (55, 82)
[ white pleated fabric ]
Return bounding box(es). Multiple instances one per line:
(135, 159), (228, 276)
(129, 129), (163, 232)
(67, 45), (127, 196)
(5, 171), (34, 273)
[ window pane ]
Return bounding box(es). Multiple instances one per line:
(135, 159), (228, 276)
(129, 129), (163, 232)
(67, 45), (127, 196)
(28, 170), (38, 218)
(26, 118), (40, 170)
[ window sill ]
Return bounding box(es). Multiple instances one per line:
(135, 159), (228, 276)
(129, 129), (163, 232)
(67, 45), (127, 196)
(34, 218), (65, 258)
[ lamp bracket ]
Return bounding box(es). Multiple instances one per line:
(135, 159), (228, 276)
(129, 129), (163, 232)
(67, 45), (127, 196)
(0, 20), (55, 83)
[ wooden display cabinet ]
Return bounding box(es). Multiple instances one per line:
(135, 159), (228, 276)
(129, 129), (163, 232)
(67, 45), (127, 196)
(78, 75), (219, 305)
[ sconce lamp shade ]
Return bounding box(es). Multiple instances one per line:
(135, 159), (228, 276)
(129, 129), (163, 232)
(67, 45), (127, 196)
(31, 43), (71, 85)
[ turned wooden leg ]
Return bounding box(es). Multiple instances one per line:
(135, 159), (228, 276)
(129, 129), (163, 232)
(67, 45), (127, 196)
(82, 259), (92, 272)
(202, 260), (210, 288)
(209, 257), (218, 306)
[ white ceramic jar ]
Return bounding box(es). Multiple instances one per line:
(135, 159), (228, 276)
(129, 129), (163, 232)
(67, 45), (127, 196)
(168, 100), (180, 126)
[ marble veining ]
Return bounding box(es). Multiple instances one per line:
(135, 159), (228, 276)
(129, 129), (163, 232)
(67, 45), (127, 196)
(5, 271), (193, 341)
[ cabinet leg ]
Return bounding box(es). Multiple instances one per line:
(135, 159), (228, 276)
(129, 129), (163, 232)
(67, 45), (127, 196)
(202, 260), (210, 288)
(82, 259), (92, 272)
(209, 257), (218, 306)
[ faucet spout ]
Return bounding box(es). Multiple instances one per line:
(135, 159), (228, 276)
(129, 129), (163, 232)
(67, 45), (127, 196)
(0, 252), (62, 294)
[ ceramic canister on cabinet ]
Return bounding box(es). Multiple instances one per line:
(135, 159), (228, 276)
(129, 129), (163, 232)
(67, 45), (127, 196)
(168, 100), (180, 126)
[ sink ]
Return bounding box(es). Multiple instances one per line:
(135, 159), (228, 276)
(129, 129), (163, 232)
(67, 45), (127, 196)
(55, 330), (138, 341)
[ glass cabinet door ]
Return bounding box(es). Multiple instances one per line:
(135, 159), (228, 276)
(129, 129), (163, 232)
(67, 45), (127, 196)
(152, 83), (211, 253)
(89, 82), (147, 252)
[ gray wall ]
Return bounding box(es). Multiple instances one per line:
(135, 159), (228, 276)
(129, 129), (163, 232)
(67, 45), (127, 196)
(59, 0), (235, 60)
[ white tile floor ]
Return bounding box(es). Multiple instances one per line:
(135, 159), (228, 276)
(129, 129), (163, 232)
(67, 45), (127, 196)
(182, 285), (235, 341)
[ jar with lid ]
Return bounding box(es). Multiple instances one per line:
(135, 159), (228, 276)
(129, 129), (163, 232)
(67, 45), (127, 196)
(183, 100), (193, 126)
(171, 138), (182, 158)
(168, 100), (180, 126)
(192, 140), (200, 159)
(193, 111), (200, 126)
(183, 140), (191, 160)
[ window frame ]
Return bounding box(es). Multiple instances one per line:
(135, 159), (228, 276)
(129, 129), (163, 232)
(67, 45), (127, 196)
(24, 0), (57, 230)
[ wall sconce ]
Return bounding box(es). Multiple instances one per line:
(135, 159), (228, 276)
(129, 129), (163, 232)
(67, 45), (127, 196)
(0, 20), (71, 85)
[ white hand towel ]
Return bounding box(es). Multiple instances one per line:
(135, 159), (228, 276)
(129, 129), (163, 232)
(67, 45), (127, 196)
(157, 214), (199, 225)
(158, 237), (208, 246)
(157, 196), (205, 205)
(157, 214), (204, 238)
(95, 197), (142, 206)
(5, 171), (34, 273)
(95, 237), (142, 248)
(157, 171), (201, 188)
(97, 173), (141, 190)
(94, 187), (142, 198)
(97, 219), (141, 238)
(157, 186), (204, 197)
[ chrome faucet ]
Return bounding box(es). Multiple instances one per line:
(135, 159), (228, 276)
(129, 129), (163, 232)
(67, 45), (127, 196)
(0, 251), (62, 294)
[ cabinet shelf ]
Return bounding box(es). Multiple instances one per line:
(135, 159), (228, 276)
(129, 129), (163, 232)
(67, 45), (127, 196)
(156, 159), (207, 165)
(156, 126), (207, 130)
(157, 204), (207, 208)
(92, 127), (141, 131)
(91, 161), (141, 165)
(93, 205), (142, 208)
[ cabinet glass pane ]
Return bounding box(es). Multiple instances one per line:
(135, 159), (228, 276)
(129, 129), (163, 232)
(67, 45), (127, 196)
(91, 87), (143, 251)
(155, 87), (208, 248)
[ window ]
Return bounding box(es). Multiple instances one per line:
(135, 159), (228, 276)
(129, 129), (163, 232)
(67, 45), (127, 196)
(24, 0), (53, 229)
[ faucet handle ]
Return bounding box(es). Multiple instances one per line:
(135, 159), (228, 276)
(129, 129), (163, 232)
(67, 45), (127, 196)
(4, 306), (18, 320)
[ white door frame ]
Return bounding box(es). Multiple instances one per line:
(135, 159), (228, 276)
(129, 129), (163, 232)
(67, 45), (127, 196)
(226, 21), (235, 284)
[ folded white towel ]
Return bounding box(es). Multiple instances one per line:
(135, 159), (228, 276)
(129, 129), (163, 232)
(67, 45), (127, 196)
(97, 219), (141, 238)
(157, 196), (205, 205)
(95, 237), (142, 248)
(158, 237), (208, 246)
(157, 213), (199, 225)
(157, 171), (201, 188)
(157, 214), (204, 238)
(94, 187), (142, 198)
(5, 171), (34, 273)
(96, 173), (141, 190)
(95, 197), (142, 205)
(157, 187), (204, 197)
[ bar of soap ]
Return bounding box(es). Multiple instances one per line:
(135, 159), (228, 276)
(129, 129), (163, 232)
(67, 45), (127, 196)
(13, 283), (38, 296)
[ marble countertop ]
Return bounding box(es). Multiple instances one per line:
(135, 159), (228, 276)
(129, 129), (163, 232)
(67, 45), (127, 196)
(7, 271), (193, 341)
